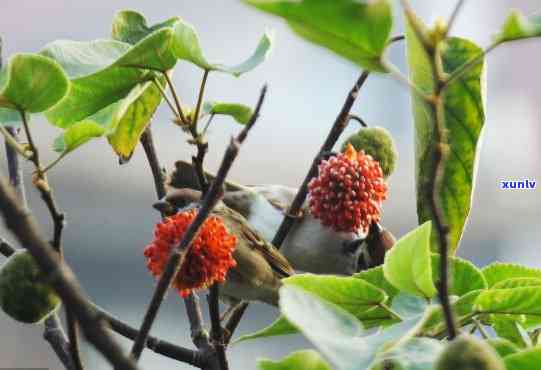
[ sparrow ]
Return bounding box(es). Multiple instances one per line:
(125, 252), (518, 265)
(156, 188), (295, 307)
(160, 161), (393, 275)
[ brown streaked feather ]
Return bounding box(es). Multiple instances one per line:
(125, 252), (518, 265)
(216, 205), (295, 278)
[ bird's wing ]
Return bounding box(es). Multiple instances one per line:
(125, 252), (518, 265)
(227, 209), (295, 278)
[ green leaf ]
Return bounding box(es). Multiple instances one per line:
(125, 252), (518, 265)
(107, 79), (163, 160)
(354, 265), (400, 302)
(234, 316), (297, 343)
(491, 318), (530, 348)
(372, 338), (444, 370)
(279, 286), (424, 370)
(505, 347), (541, 370)
(486, 338), (520, 358)
(482, 263), (541, 288)
(172, 20), (272, 76)
(235, 274), (389, 343)
(493, 278), (541, 290)
(111, 10), (180, 45)
(475, 287), (541, 318)
(284, 274), (388, 316)
(203, 101), (253, 124)
(53, 121), (106, 154)
(383, 221), (436, 299)
(431, 254), (487, 296)
(391, 293), (427, 320)
(0, 54), (69, 113)
(43, 27), (177, 128)
(243, 0), (392, 72)
(495, 10), (541, 43)
(406, 14), (486, 254)
(258, 350), (330, 370)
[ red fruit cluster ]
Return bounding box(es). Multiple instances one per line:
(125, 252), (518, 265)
(308, 144), (388, 233)
(144, 209), (237, 298)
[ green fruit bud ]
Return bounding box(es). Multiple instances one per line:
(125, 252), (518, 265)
(0, 250), (61, 324)
(341, 127), (397, 178)
(436, 335), (506, 370)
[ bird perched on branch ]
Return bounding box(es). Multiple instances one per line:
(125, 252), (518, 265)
(152, 188), (295, 307)
(159, 160), (394, 276)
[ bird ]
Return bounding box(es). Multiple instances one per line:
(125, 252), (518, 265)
(155, 188), (295, 307)
(159, 160), (383, 275)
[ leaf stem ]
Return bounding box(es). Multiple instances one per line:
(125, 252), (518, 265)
(42, 152), (68, 175)
(379, 303), (403, 321)
(381, 59), (430, 101)
(163, 71), (189, 125)
(152, 78), (179, 118)
(442, 42), (499, 91)
(193, 69), (210, 129)
(0, 124), (33, 159)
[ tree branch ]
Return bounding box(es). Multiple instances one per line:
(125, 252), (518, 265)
(0, 177), (138, 370)
(130, 85), (267, 364)
(139, 125), (212, 353)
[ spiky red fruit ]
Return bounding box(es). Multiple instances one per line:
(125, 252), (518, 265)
(308, 144), (388, 233)
(144, 209), (237, 298)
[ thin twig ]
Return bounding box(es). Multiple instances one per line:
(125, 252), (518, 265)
(348, 114), (368, 128)
(140, 123), (211, 352)
(152, 78), (179, 118)
(0, 125), (33, 159)
(441, 42), (498, 91)
(140, 127), (167, 200)
(130, 85), (267, 362)
(445, 0), (466, 37)
(91, 303), (203, 367)
(225, 73), (370, 340)
(271, 72), (369, 248)
(224, 302), (249, 346)
(66, 309), (84, 370)
(0, 178), (138, 370)
(208, 285), (229, 370)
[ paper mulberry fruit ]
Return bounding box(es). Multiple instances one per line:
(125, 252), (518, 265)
(144, 209), (237, 297)
(308, 144), (388, 233)
(0, 250), (61, 324)
(342, 127), (398, 178)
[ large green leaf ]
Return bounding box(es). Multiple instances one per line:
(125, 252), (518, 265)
(43, 27), (177, 127)
(475, 287), (541, 317)
(107, 79), (163, 160)
(0, 54), (69, 113)
(243, 0), (392, 72)
(279, 286), (424, 370)
(112, 10), (180, 44)
(493, 278), (541, 290)
(505, 347), (541, 370)
(482, 263), (541, 288)
(406, 16), (486, 254)
(258, 350), (330, 370)
(383, 221), (436, 299)
(495, 10), (541, 43)
(171, 20), (272, 76)
(431, 254), (487, 296)
(235, 274), (388, 342)
(203, 101), (253, 124)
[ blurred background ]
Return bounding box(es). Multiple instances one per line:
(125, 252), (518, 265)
(0, 0), (539, 368)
